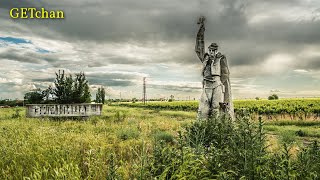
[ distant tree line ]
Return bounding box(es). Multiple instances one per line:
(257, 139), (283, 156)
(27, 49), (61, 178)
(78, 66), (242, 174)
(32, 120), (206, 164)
(0, 99), (23, 107)
(24, 70), (105, 104)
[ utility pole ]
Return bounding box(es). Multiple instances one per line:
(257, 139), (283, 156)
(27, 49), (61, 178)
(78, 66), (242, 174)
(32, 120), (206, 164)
(143, 77), (147, 104)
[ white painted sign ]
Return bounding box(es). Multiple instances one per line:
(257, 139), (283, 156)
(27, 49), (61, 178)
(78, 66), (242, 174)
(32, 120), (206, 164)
(26, 104), (103, 117)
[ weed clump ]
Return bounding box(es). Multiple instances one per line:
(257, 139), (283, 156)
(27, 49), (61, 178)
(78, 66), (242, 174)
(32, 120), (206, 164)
(106, 153), (122, 180)
(114, 111), (127, 122)
(117, 128), (140, 141)
(295, 129), (306, 137)
(90, 116), (99, 126)
(153, 130), (174, 144)
(11, 109), (22, 119)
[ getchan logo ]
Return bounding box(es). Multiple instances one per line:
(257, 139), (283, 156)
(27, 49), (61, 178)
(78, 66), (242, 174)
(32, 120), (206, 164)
(10, 8), (64, 19)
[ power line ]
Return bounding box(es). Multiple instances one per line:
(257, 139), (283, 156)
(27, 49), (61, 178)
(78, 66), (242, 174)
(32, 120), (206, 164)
(143, 77), (147, 104)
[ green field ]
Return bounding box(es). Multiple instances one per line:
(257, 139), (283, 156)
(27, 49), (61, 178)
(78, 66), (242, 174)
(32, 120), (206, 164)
(0, 106), (193, 179)
(117, 98), (320, 120)
(1, 100), (320, 179)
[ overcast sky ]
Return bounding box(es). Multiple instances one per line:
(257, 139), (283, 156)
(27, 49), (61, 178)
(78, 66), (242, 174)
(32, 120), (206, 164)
(1, 0), (320, 100)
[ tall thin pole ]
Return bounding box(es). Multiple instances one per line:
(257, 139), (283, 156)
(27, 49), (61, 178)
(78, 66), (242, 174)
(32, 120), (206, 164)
(143, 77), (146, 104)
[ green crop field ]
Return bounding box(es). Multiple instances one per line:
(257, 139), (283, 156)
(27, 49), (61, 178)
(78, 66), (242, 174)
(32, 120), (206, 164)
(116, 98), (320, 120)
(1, 99), (320, 179)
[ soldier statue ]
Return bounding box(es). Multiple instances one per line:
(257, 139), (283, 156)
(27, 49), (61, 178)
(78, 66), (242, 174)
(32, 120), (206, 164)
(195, 16), (234, 119)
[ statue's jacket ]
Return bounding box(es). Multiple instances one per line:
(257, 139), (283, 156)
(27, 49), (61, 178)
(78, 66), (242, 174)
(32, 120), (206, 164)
(202, 53), (224, 91)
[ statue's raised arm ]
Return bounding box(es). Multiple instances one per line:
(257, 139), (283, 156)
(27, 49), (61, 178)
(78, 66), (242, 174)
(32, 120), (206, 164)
(195, 16), (206, 63)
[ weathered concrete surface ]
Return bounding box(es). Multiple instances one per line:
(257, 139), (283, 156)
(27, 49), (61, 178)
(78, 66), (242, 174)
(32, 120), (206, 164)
(26, 104), (103, 117)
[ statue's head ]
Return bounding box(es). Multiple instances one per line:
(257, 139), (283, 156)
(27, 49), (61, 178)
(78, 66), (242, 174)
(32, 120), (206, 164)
(208, 43), (218, 56)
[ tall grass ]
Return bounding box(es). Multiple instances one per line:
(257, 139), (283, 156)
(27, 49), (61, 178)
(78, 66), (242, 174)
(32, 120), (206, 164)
(149, 111), (320, 179)
(0, 106), (188, 179)
(1, 106), (320, 179)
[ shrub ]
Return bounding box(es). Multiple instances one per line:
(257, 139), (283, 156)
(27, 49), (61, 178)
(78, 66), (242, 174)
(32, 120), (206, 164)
(295, 129), (306, 137)
(117, 128), (140, 140)
(280, 130), (296, 144)
(11, 109), (22, 119)
(268, 94), (279, 100)
(153, 131), (174, 144)
(114, 111), (127, 122)
(90, 116), (99, 126)
(132, 98), (137, 103)
(149, 112), (271, 179)
(106, 153), (122, 180)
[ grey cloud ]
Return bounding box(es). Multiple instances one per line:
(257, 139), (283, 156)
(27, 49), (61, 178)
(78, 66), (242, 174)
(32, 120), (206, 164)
(309, 58), (320, 70)
(0, 49), (42, 64)
(88, 72), (142, 80)
(86, 72), (142, 87)
(1, 0), (247, 43)
(106, 56), (143, 65)
(0, 0), (296, 70)
(32, 78), (55, 82)
(298, 56), (320, 70)
(89, 79), (134, 87)
(0, 82), (17, 86)
(0, 0), (43, 9)
(3, 0), (320, 51)
(0, 82), (25, 99)
(1, 0), (320, 99)
(250, 20), (320, 45)
(0, 48), (64, 65)
(149, 84), (201, 92)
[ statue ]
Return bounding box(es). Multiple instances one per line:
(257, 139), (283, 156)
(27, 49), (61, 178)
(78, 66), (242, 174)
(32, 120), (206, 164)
(195, 16), (234, 119)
